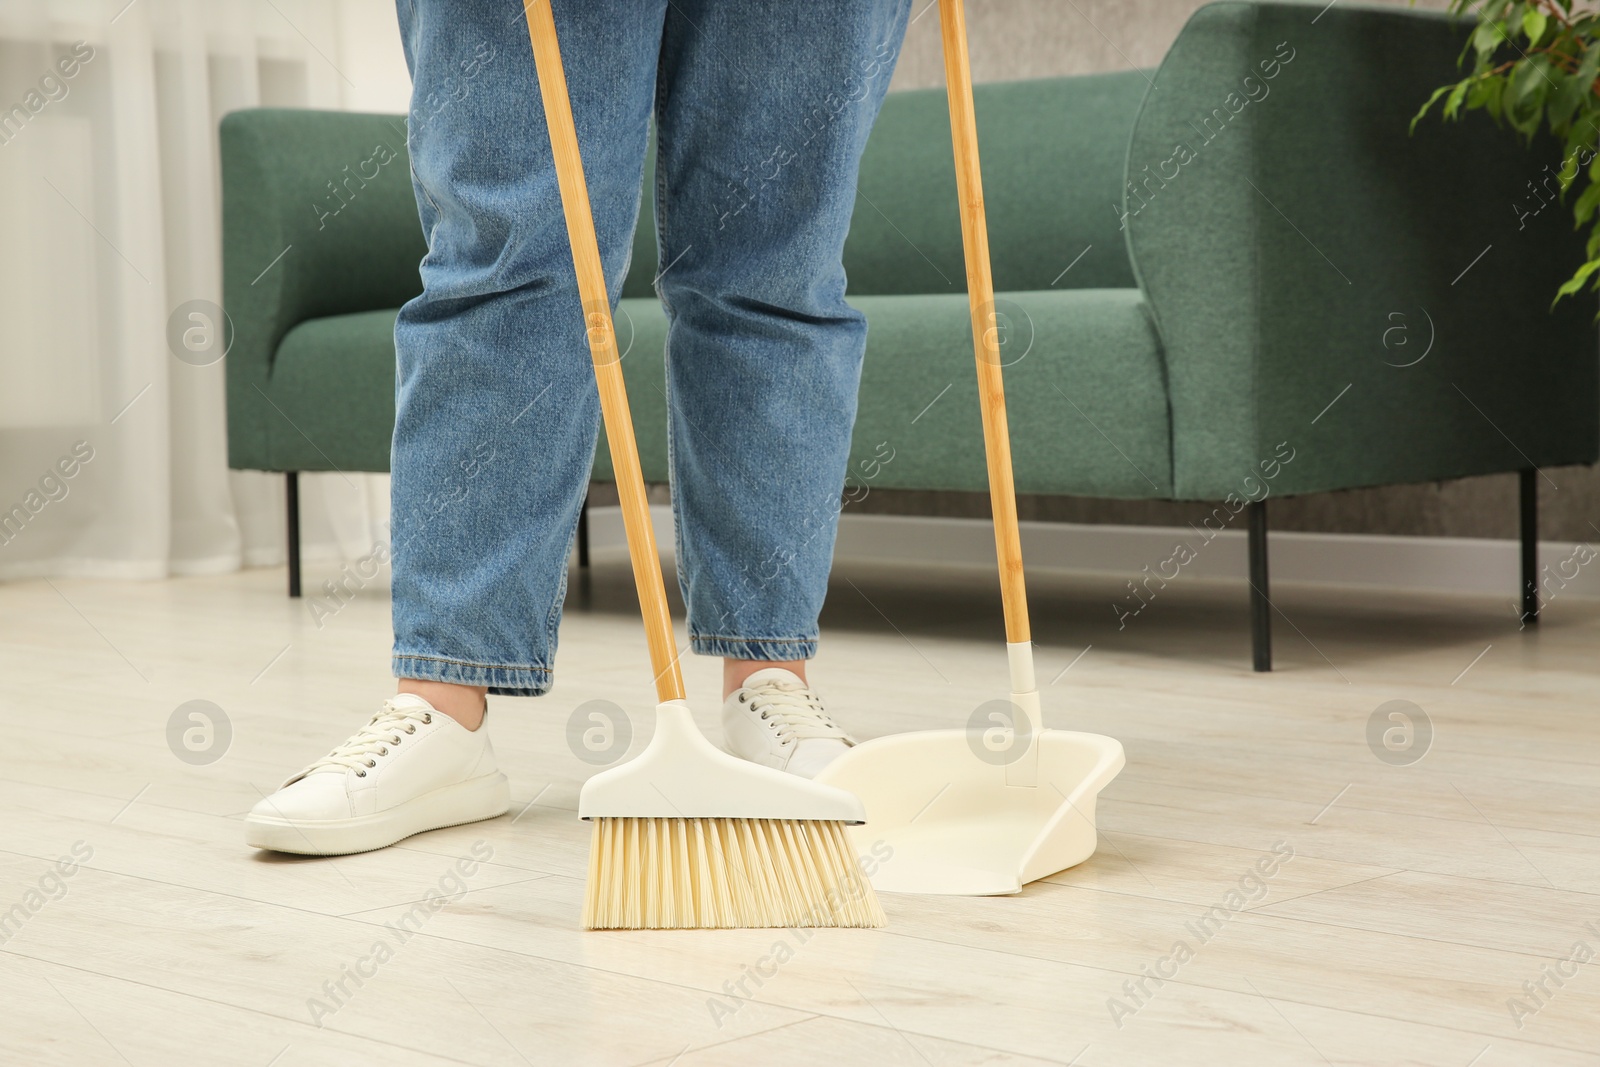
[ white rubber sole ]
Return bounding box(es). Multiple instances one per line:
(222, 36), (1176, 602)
(244, 772), (511, 856)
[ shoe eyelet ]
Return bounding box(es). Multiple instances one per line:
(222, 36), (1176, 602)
(738, 694), (747, 703)
(406, 725), (417, 734)
(423, 713), (432, 724)
(378, 747), (388, 756)
(356, 770), (367, 777)
(393, 736), (402, 745)
(366, 759), (376, 768)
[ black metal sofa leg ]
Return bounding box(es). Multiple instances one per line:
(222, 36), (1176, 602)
(1520, 467), (1539, 627)
(1248, 499), (1272, 671)
(286, 471), (302, 598)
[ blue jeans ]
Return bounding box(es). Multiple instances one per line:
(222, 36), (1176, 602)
(391, 0), (911, 696)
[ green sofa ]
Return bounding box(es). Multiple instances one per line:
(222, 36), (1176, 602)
(222, 1), (1597, 669)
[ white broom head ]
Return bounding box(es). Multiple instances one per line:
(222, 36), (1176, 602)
(579, 701), (884, 930)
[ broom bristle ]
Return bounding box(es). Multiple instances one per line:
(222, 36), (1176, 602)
(582, 817), (886, 930)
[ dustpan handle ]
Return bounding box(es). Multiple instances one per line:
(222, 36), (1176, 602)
(937, 0), (1032, 652)
(524, 0), (686, 703)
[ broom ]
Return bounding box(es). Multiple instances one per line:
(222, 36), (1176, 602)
(520, 0), (885, 931)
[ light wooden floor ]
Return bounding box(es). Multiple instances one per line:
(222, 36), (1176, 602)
(3, 551), (1598, 1066)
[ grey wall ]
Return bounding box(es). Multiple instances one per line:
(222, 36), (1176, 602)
(890, 0), (1207, 90)
(861, 0), (1600, 543)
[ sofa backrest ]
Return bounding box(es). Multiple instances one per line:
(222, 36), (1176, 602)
(622, 71), (1149, 300)
(1125, 1), (1597, 498)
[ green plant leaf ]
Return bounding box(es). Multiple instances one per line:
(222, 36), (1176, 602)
(1474, 20), (1507, 59)
(1551, 41), (1600, 130)
(1476, 73), (1509, 121)
(1546, 70), (1577, 132)
(1582, 33), (1600, 81)
(1412, 83), (1458, 131)
(1552, 257), (1600, 306)
(1572, 177), (1600, 224)
(1507, 57), (1557, 137)
(1525, 8), (1549, 44)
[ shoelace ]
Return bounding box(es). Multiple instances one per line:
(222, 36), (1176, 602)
(298, 700), (433, 778)
(739, 680), (847, 747)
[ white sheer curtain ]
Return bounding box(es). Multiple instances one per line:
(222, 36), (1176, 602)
(0, 0), (409, 582)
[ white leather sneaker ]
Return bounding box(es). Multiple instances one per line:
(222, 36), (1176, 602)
(720, 668), (855, 779)
(245, 695), (509, 855)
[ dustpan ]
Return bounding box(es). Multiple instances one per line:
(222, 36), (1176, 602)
(814, 0), (1125, 896)
(817, 716), (1125, 896)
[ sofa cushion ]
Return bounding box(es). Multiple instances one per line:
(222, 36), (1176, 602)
(848, 288), (1170, 497)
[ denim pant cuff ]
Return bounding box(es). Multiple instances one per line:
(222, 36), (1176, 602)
(690, 635), (818, 661)
(392, 654), (552, 697)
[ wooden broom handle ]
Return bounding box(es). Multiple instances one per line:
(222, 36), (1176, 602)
(523, 0), (685, 702)
(938, 0), (1031, 646)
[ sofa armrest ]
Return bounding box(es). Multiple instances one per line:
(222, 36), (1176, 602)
(1127, 1), (1597, 499)
(221, 108), (427, 471)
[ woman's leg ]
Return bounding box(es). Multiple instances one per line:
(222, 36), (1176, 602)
(246, 0), (669, 856)
(651, 0), (911, 671)
(651, 0), (911, 776)
(391, 0), (665, 706)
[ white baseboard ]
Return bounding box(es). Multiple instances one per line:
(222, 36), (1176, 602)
(583, 505), (1600, 601)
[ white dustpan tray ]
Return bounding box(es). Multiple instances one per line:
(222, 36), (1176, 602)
(816, 728), (1125, 895)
